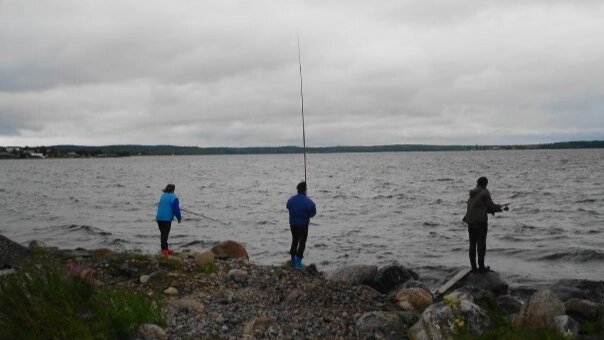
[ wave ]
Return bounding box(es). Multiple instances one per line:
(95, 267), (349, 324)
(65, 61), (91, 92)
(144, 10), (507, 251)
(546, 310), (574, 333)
(576, 199), (597, 203)
(537, 249), (604, 262)
(63, 224), (111, 236)
(180, 240), (213, 248)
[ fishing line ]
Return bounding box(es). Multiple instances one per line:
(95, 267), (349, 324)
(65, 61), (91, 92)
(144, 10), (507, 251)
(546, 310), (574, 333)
(297, 28), (307, 183)
(180, 207), (228, 226)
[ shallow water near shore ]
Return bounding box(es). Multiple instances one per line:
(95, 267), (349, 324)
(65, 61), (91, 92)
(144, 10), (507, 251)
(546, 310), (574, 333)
(1, 149), (603, 287)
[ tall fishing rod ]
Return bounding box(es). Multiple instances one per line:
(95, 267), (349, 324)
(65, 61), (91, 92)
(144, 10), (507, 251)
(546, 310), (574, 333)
(297, 29), (307, 183)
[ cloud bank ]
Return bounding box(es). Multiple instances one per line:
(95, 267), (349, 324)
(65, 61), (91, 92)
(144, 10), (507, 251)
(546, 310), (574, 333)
(1, 0), (603, 146)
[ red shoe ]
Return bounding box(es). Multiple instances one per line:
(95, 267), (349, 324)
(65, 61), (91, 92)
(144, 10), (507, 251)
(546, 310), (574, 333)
(160, 249), (170, 256)
(167, 249), (174, 255)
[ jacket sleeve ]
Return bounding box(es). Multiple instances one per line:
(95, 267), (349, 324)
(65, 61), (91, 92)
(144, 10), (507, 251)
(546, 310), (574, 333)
(307, 199), (317, 218)
(483, 190), (502, 215)
(172, 198), (182, 221)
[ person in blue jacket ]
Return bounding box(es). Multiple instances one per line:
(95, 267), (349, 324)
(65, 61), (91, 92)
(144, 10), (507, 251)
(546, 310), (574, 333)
(156, 184), (181, 255)
(286, 181), (317, 268)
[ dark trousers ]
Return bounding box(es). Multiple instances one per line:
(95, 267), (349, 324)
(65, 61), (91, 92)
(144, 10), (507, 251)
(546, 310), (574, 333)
(290, 224), (309, 258)
(157, 221), (172, 250)
(468, 222), (488, 269)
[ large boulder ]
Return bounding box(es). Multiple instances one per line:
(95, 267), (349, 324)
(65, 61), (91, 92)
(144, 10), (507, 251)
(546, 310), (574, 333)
(550, 279), (604, 303)
(408, 296), (491, 340)
(325, 265), (377, 285)
(393, 287), (434, 313)
(367, 263), (419, 294)
(211, 240), (249, 260)
(356, 311), (408, 339)
(514, 289), (565, 329)
(564, 298), (599, 322)
(454, 271), (509, 296)
(0, 234), (30, 269)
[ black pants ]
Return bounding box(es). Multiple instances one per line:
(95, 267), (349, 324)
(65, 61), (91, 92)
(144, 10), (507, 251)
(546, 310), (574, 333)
(157, 221), (172, 250)
(468, 222), (488, 269)
(290, 224), (308, 258)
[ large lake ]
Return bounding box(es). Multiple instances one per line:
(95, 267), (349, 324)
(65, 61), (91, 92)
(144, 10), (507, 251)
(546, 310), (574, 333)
(1, 149), (602, 286)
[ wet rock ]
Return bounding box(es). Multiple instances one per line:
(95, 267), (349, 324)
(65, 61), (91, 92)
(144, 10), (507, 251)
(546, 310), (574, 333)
(28, 240), (46, 249)
(367, 263), (419, 294)
(497, 295), (523, 315)
(355, 311), (407, 339)
(393, 287), (433, 313)
(454, 271), (509, 296)
(0, 234), (30, 268)
(402, 279), (431, 293)
(552, 315), (579, 338)
(396, 311), (420, 327)
(564, 298), (599, 322)
(228, 269), (248, 282)
(194, 250), (215, 268)
(409, 297), (491, 340)
(326, 265), (377, 285)
(550, 279), (604, 303)
(173, 299), (204, 313)
(137, 323), (167, 340)
(515, 289), (565, 329)
(163, 287), (179, 296)
(211, 240), (249, 260)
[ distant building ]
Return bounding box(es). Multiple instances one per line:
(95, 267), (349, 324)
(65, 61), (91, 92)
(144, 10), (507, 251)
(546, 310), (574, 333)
(28, 152), (46, 158)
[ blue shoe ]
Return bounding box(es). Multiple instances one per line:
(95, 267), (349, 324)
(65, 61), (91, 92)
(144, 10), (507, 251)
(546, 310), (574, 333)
(291, 255), (296, 268)
(293, 256), (304, 269)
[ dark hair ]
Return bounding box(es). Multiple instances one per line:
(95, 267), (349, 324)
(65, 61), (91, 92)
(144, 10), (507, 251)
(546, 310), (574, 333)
(296, 181), (307, 193)
(163, 184), (176, 193)
(477, 177), (488, 188)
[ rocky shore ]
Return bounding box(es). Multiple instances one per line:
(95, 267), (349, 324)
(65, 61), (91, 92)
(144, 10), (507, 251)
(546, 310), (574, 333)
(1, 234), (603, 339)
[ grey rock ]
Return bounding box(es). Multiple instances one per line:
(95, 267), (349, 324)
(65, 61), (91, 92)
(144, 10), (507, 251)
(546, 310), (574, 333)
(368, 263), (419, 294)
(326, 265), (378, 285)
(552, 315), (579, 338)
(356, 311), (407, 339)
(228, 269), (248, 282)
(163, 287), (179, 296)
(409, 298), (491, 340)
(497, 295), (523, 315)
(454, 271), (509, 296)
(550, 279), (604, 303)
(564, 298), (599, 321)
(136, 324), (167, 340)
(516, 289), (565, 329)
(402, 279), (431, 293)
(0, 234), (30, 269)
(28, 240), (47, 249)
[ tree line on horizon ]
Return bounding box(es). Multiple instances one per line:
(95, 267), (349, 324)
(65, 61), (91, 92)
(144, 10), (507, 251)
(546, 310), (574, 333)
(1, 140), (602, 158)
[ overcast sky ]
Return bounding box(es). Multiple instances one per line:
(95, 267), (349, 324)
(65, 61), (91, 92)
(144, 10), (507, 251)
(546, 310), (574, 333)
(1, 1), (603, 147)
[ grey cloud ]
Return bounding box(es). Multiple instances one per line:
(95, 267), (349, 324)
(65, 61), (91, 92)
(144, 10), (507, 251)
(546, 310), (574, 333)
(0, 1), (603, 146)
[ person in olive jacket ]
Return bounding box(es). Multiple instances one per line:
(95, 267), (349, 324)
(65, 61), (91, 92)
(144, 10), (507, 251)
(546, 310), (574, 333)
(286, 181), (316, 268)
(463, 177), (508, 273)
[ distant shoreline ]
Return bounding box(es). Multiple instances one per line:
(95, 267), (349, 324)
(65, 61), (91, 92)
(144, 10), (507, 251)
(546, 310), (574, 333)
(1, 140), (603, 158)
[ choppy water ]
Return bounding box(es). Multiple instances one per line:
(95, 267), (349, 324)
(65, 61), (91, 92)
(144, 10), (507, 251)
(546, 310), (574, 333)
(1, 150), (603, 286)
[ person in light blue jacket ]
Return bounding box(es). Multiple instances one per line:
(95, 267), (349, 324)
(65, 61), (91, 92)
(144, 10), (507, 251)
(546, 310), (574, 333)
(156, 184), (181, 255)
(286, 181), (317, 268)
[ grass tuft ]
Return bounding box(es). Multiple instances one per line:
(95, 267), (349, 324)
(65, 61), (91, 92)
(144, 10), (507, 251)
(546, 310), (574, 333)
(0, 260), (163, 340)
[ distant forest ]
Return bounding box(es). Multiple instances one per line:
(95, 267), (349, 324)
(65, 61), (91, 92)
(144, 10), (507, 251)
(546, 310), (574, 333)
(48, 140), (604, 157)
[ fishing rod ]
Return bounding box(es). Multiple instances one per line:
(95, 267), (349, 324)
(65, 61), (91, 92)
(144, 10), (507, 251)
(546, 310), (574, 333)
(180, 207), (228, 225)
(297, 28), (307, 183)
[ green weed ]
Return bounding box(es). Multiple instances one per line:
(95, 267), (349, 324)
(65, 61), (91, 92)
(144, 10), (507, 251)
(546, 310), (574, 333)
(0, 260), (164, 340)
